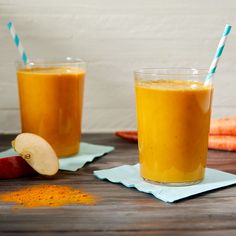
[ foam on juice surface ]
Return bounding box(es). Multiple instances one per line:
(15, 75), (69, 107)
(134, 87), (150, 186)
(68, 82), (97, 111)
(136, 80), (211, 91)
(18, 67), (84, 75)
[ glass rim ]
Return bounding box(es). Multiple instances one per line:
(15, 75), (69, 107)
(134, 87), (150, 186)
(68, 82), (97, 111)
(16, 57), (86, 68)
(134, 67), (208, 76)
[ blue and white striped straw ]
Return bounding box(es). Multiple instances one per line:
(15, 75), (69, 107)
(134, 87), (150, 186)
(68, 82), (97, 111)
(205, 24), (232, 84)
(7, 21), (29, 65)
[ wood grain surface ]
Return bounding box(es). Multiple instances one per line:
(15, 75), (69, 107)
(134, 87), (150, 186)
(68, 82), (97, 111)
(0, 133), (236, 236)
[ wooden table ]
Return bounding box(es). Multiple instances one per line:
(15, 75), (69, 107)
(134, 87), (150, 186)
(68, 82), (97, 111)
(0, 133), (236, 236)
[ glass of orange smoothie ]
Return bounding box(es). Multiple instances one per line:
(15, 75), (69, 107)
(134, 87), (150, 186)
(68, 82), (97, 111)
(135, 68), (213, 185)
(16, 58), (86, 157)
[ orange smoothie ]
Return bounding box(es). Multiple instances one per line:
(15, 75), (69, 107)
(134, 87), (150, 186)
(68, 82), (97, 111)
(135, 79), (213, 184)
(17, 67), (85, 157)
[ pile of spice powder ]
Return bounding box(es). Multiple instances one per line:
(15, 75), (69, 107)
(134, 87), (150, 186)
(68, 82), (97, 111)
(0, 184), (96, 208)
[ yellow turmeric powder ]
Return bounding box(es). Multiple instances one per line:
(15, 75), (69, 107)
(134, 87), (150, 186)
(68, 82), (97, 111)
(0, 184), (96, 208)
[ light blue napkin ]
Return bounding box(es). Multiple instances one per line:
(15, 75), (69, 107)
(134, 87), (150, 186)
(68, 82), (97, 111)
(94, 164), (236, 203)
(0, 143), (114, 171)
(59, 143), (114, 171)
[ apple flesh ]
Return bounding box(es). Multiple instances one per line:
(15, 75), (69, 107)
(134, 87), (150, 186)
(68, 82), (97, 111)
(12, 133), (59, 176)
(0, 155), (36, 179)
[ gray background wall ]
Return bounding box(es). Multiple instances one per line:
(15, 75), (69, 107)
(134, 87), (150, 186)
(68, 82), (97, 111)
(0, 0), (236, 133)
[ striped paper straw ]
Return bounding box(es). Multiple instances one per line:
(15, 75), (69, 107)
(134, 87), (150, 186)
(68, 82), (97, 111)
(7, 21), (29, 65)
(205, 24), (232, 84)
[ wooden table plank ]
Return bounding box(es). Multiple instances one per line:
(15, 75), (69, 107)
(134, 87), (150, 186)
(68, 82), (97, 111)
(0, 133), (236, 236)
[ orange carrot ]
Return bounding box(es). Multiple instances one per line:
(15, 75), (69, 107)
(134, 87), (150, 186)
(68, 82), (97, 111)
(115, 131), (138, 142)
(210, 117), (236, 136)
(208, 135), (236, 152)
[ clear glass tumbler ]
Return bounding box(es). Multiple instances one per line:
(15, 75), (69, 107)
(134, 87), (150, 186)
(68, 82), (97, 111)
(16, 58), (86, 157)
(135, 68), (213, 185)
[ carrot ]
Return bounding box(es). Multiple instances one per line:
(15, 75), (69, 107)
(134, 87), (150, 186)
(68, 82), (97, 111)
(115, 131), (138, 142)
(208, 135), (236, 152)
(210, 117), (236, 136)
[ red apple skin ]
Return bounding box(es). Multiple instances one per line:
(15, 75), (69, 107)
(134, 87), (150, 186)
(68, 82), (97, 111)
(0, 156), (37, 179)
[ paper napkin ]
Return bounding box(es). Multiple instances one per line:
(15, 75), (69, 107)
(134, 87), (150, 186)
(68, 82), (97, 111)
(0, 142), (114, 171)
(94, 164), (236, 202)
(59, 143), (114, 171)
